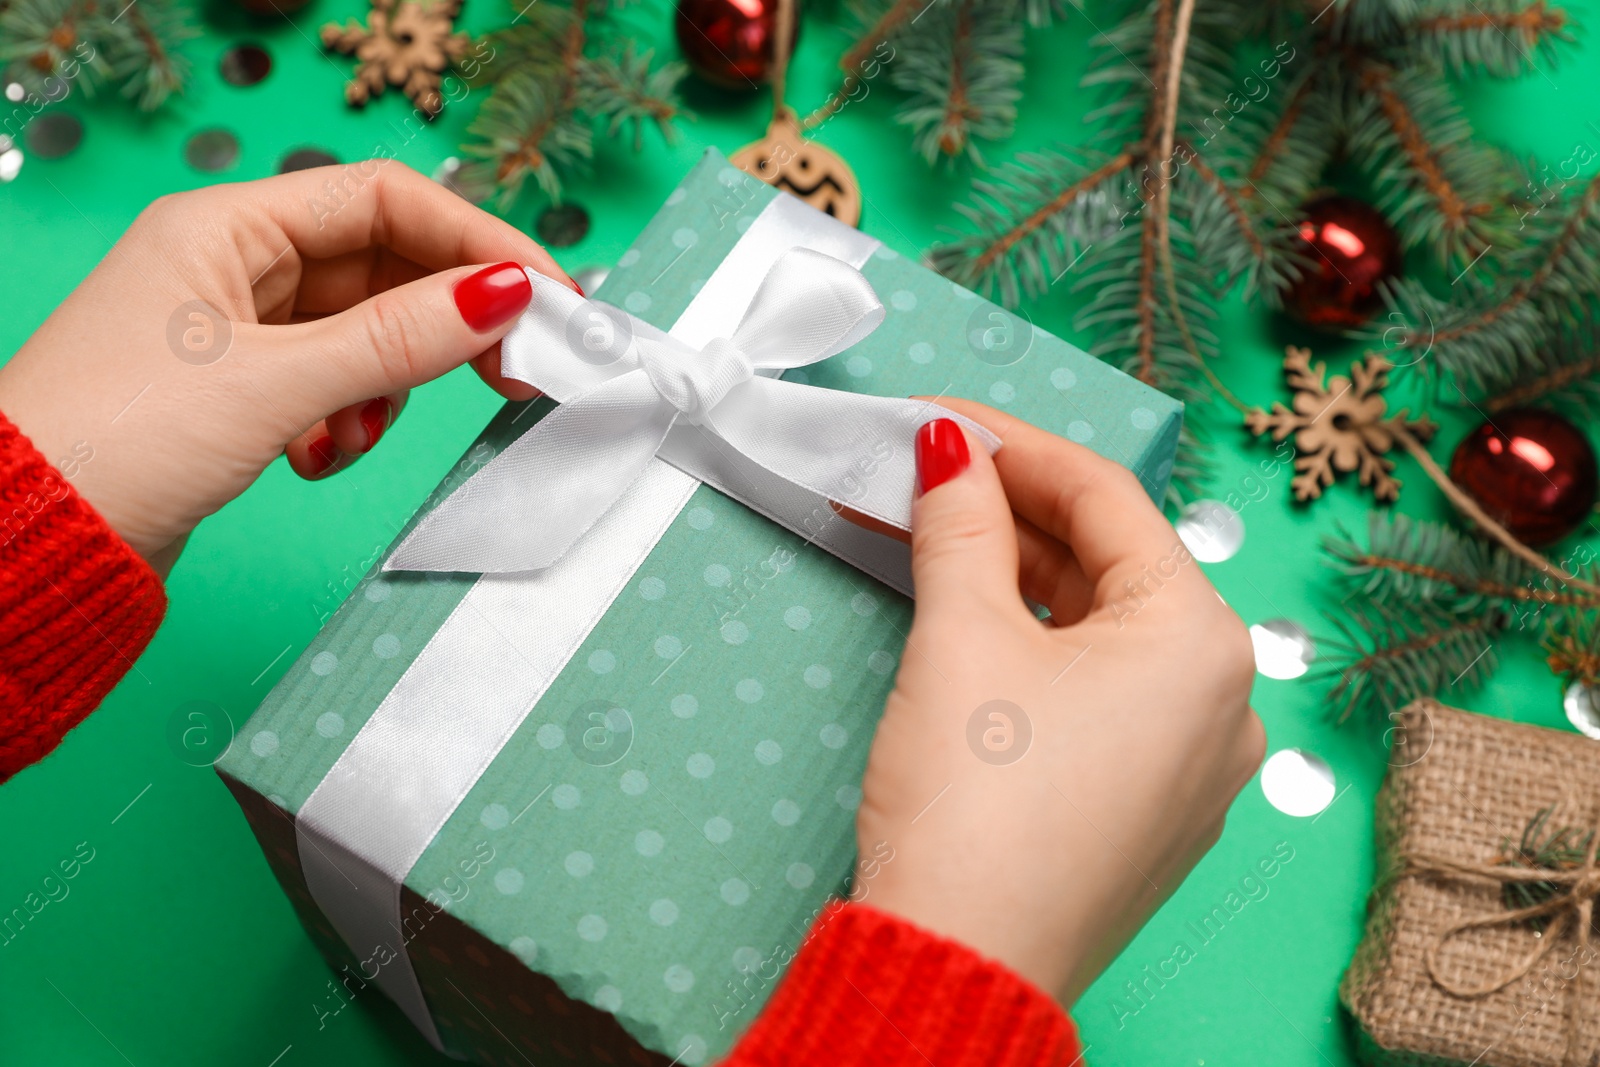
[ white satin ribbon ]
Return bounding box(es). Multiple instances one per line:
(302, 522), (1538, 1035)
(296, 190), (918, 1055)
(386, 248), (1000, 574)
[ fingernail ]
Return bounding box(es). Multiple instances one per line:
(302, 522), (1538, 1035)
(307, 434), (344, 479)
(915, 418), (970, 496)
(356, 397), (395, 453)
(570, 278), (585, 297)
(454, 262), (532, 332)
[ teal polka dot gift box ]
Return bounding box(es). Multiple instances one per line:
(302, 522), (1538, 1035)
(215, 149), (1182, 1066)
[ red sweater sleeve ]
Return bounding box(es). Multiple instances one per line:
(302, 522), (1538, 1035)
(720, 902), (1083, 1067)
(0, 411), (167, 782)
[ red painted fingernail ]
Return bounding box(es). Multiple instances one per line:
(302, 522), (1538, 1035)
(570, 278), (585, 297)
(357, 397), (395, 453)
(915, 418), (970, 496)
(454, 262), (532, 332)
(307, 434), (343, 478)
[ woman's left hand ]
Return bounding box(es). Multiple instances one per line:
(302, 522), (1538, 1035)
(0, 159), (568, 573)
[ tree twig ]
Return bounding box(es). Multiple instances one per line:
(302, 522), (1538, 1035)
(1352, 554), (1600, 605)
(801, 0), (923, 130)
(1416, 2), (1566, 38)
(1488, 353), (1600, 411)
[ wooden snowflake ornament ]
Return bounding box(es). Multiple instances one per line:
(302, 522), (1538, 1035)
(321, 0), (471, 118)
(1246, 346), (1436, 503)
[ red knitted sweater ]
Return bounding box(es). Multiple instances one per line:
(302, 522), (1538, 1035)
(0, 410), (1081, 1066)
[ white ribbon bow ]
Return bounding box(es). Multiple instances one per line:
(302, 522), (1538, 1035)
(387, 247), (1000, 574)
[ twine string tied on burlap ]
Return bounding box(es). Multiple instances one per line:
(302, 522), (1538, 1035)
(1401, 819), (1600, 1067)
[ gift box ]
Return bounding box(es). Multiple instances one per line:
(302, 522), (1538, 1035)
(1342, 699), (1600, 1067)
(217, 147), (1182, 1066)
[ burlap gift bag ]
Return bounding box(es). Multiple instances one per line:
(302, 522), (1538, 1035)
(1342, 698), (1600, 1067)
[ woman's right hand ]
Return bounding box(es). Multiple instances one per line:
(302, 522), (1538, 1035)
(856, 398), (1264, 1004)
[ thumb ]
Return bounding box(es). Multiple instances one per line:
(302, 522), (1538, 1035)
(273, 261), (535, 421)
(909, 418), (1024, 617)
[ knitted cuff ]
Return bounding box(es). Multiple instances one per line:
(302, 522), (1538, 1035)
(720, 901), (1083, 1067)
(0, 413), (167, 781)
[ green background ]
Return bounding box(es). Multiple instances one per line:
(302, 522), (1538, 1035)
(0, 1), (1594, 1064)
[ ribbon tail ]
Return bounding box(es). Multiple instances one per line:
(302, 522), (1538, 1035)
(499, 269), (655, 402)
(704, 377), (1002, 532)
(386, 372), (676, 573)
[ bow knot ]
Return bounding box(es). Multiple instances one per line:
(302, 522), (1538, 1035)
(642, 335), (755, 425)
(386, 246), (1002, 575)
(1395, 798), (1600, 1067)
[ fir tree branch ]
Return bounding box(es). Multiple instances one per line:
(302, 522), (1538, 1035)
(1358, 59), (1492, 256)
(965, 151), (1136, 279)
(114, 0), (185, 109)
(1417, 2), (1566, 37)
(1415, 0), (1572, 78)
(1488, 353), (1600, 410)
(1435, 172), (1600, 345)
(940, 0), (974, 152)
(508, 0), (588, 171)
(1350, 555), (1599, 605)
(889, 0), (1024, 162)
(1545, 604), (1600, 687)
(1241, 70), (1313, 197)
(1322, 602), (1503, 724)
(842, 0), (923, 72)
(584, 55), (677, 125)
(1187, 145), (1265, 261)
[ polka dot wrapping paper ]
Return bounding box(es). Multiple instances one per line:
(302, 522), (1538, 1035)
(214, 150), (1183, 1066)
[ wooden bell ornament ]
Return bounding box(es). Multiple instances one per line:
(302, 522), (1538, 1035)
(730, 109), (862, 226)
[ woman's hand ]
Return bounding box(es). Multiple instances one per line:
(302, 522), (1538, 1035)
(0, 160), (566, 573)
(857, 398), (1264, 1004)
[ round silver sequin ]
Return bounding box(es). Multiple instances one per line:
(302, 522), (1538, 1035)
(431, 155), (488, 201)
(571, 265), (610, 294)
(433, 155), (462, 181)
(1260, 748), (1336, 817)
(1175, 499), (1244, 563)
(1250, 619), (1316, 680)
(1563, 682), (1600, 740)
(219, 43), (272, 87)
(0, 135), (21, 182)
(184, 128), (239, 172)
(25, 112), (82, 160)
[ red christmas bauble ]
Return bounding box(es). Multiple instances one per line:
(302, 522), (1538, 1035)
(1281, 195), (1402, 331)
(1448, 408), (1598, 547)
(675, 0), (798, 89)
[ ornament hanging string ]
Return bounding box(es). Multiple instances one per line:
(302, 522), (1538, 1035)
(1391, 424), (1600, 598)
(730, 0), (863, 225)
(771, 0), (796, 123)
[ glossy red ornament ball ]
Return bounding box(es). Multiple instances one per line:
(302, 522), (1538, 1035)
(675, 0), (798, 89)
(1281, 195), (1402, 331)
(1449, 408), (1598, 547)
